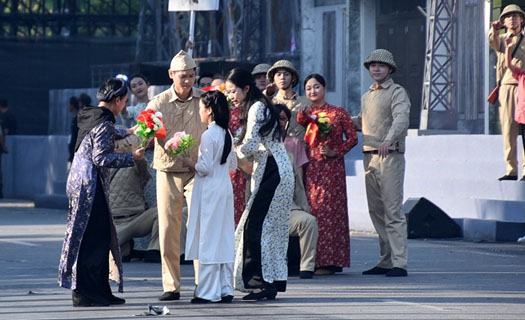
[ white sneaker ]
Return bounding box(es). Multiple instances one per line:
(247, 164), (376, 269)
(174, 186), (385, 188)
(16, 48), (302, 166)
(517, 236), (525, 243)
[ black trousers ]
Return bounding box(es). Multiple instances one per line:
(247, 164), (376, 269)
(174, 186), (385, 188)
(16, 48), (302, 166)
(75, 175), (113, 303)
(242, 156), (281, 289)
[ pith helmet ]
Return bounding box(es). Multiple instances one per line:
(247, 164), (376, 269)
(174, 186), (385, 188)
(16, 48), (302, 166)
(169, 50), (197, 71)
(363, 49), (397, 73)
(267, 60), (299, 87)
(252, 63), (271, 76)
(499, 4), (525, 21)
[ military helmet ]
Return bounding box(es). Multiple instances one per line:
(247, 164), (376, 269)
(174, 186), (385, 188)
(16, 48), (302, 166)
(252, 63), (272, 76)
(499, 4), (525, 21)
(267, 60), (299, 87)
(363, 49), (397, 73)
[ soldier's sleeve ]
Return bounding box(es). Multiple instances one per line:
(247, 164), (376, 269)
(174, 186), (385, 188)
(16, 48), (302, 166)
(385, 87), (410, 143)
(145, 98), (159, 112)
(488, 26), (504, 53)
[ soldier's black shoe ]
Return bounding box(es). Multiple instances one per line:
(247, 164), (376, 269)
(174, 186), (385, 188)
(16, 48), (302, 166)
(299, 271), (314, 279)
(159, 291), (180, 301)
(385, 267), (407, 277)
(362, 267), (392, 275)
(498, 175), (518, 181)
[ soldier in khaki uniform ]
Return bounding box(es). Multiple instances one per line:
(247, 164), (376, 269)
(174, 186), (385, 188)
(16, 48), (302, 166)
(266, 60), (311, 140)
(353, 49), (410, 277)
(488, 4), (525, 181)
(146, 50), (207, 301)
(252, 63), (271, 91)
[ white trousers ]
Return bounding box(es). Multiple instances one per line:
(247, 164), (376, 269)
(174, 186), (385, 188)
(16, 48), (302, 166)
(195, 262), (234, 302)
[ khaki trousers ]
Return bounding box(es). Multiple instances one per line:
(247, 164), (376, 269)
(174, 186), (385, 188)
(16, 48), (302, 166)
(114, 207), (160, 256)
(157, 170), (194, 292)
(499, 84), (525, 176)
(289, 209), (318, 272)
(364, 152), (407, 270)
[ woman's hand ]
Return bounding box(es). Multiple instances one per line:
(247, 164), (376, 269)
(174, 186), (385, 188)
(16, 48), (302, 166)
(320, 143), (337, 158)
(133, 147), (145, 160)
(182, 157), (196, 172)
(505, 33), (514, 48)
(127, 124), (138, 135)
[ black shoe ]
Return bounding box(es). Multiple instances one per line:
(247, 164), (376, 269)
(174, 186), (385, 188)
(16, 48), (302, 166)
(109, 295), (125, 305)
(385, 267), (407, 277)
(191, 297), (211, 304)
(520, 176), (525, 181)
(72, 291), (109, 307)
(143, 250), (161, 263)
(362, 266), (392, 275)
(159, 291), (180, 301)
(242, 284), (277, 301)
(217, 295), (234, 303)
(498, 175), (518, 181)
(180, 254), (193, 265)
(299, 271), (314, 279)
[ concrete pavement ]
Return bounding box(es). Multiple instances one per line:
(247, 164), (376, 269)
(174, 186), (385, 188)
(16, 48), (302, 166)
(0, 200), (524, 320)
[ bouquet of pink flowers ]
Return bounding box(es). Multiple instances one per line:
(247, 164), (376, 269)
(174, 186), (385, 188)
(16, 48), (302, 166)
(164, 131), (196, 157)
(135, 109), (166, 147)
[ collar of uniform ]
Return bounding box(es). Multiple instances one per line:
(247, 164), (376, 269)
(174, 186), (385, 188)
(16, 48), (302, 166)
(276, 90), (298, 100)
(168, 85), (202, 103)
(369, 78), (394, 91)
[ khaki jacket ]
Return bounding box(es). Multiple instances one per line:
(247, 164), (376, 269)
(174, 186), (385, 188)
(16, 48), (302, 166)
(147, 85), (207, 172)
(353, 78), (410, 153)
(271, 92), (312, 139)
(488, 26), (525, 85)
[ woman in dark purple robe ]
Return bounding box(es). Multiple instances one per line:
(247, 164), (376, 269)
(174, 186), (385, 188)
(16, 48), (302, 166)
(58, 78), (144, 307)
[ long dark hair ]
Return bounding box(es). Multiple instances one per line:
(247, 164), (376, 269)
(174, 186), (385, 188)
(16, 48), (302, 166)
(226, 68), (282, 142)
(273, 103), (291, 137)
(201, 91), (232, 165)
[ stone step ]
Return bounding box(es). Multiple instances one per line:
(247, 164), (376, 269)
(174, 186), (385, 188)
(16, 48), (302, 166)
(474, 199), (525, 222)
(456, 218), (525, 242)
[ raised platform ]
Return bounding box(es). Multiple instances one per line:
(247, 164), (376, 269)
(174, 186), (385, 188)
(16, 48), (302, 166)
(346, 134), (525, 242)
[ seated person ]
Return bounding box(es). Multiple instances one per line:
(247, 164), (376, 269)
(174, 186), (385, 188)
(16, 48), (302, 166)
(243, 154), (318, 279)
(112, 135), (160, 262)
(275, 103), (318, 278)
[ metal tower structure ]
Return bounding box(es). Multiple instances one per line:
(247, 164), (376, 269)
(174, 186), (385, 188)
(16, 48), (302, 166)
(135, 0), (177, 63)
(133, 0), (265, 63)
(0, 0), (140, 39)
(420, 0), (457, 130)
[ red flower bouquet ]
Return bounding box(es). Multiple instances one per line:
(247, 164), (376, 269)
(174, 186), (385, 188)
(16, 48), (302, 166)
(135, 109), (166, 147)
(304, 111), (334, 147)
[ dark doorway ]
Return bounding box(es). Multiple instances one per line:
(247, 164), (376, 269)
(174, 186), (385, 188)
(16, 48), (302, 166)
(376, 0), (426, 129)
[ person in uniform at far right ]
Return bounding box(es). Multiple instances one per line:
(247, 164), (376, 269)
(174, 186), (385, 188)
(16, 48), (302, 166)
(352, 49), (410, 277)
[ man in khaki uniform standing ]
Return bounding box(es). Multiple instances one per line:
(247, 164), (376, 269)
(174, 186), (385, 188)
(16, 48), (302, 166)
(488, 4), (525, 181)
(353, 49), (410, 277)
(146, 50), (207, 300)
(266, 60), (311, 140)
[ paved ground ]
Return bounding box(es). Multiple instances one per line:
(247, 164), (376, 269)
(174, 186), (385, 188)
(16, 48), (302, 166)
(0, 200), (524, 320)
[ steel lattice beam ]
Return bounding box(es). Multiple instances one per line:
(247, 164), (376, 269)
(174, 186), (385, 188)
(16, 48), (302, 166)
(420, 0), (457, 130)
